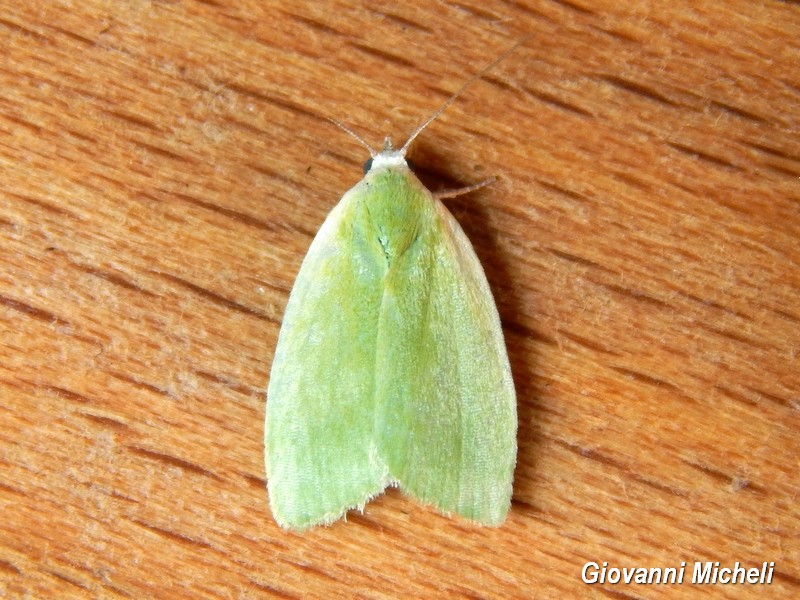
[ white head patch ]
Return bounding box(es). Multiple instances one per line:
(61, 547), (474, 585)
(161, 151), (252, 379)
(370, 150), (408, 170)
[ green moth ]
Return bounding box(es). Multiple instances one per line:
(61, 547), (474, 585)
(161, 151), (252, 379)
(265, 57), (517, 531)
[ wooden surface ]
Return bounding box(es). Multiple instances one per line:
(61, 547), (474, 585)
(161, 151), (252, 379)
(1, 1), (798, 598)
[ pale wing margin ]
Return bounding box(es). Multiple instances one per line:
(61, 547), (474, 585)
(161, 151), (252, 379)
(374, 193), (517, 525)
(266, 186), (391, 529)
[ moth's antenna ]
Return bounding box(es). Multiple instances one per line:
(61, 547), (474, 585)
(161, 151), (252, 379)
(399, 38), (526, 156)
(328, 117), (378, 158)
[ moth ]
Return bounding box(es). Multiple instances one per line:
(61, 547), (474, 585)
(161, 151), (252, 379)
(265, 45), (519, 530)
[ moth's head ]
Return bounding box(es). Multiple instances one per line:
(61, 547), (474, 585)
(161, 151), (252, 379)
(363, 136), (407, 173)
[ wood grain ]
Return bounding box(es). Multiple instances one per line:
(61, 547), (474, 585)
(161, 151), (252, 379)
(1, 1), (798, 598)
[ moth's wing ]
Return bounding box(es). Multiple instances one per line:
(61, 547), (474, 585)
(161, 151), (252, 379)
(375, 190), (517, 526)
(266, 185), (390, 530)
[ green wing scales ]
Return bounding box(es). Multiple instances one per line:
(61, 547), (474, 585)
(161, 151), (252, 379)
(266, 164), (516, 530)
(372, 170), (516, 526)
(265, 187), (391, 528)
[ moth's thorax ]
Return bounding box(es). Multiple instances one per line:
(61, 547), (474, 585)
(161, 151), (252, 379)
(357, 152), (431, 263)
